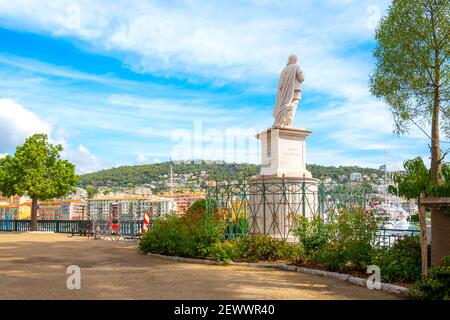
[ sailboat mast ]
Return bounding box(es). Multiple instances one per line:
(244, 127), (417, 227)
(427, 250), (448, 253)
(384, 150), (387, 205)
(170, 158), (173, 197)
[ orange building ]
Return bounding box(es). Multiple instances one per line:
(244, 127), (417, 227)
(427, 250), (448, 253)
(0, 203), (31, 220)
(0, 196), (85, 220)
(159, 192), (205, 214)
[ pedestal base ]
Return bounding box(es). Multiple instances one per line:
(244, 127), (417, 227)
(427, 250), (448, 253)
(258, 126), (312, 178)
(248, 175), (319, 242)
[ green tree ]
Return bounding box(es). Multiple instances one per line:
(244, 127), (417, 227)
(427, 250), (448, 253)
(370, 0), (450, 184)
(0, 134), (78, 230)
(86, 186), (98, 199)
(370, 0), (450, 264)
(388, 157), (431, 199)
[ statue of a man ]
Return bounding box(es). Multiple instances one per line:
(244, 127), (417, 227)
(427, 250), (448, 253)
(272, 54), (304, 127)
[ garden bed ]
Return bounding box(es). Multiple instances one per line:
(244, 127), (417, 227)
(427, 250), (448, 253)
(138, 200), (449, 300)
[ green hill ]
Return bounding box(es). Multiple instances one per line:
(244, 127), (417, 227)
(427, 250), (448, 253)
(77, 160), (381, 188)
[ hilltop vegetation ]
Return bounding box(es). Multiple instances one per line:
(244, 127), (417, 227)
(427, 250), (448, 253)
(77, 161), (259, 188)
(77, 160), (381, 188)
(306, 164), (381, 180)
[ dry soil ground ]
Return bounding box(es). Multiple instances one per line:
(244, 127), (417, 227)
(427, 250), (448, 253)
(0, 232), (403, 300)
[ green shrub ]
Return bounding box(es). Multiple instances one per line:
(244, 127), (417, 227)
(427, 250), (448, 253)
(293, 209), (379, 272)
(233, 234), (279, 262)
(325, 209), (378, 271)
(292, 215), (331, 257)
(186, 199), (208, 214)
(233, 234), (303, 262)
(372, 236), (422, 283)
(408, 213), (419, 223)
(208, 240), (239, 263)
(409, 256), (450, 300)
(139, 209), (226, 259)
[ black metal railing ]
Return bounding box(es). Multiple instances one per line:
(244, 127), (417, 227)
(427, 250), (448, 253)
(374, 228), (420, 247)
(0, 219), (146, 237)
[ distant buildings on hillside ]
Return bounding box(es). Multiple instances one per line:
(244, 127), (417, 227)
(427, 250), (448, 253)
(349, 172), (363, 182)
(0, 196), (87, 220)
(88, 195), (176, 221)
(0, 190), (205, 221)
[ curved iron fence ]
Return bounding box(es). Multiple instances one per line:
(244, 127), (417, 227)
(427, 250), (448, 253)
(206, 180), (417, 246)
(206, 180), (367, 239)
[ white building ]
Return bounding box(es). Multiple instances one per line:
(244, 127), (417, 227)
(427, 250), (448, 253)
(68, 187), (88, 200)
(350, 172), (363, 182)
(88, 195), (177, 221)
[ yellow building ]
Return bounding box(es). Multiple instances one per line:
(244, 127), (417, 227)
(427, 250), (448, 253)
(0, 203), (31, 220)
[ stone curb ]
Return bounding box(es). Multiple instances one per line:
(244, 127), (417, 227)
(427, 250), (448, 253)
(146, 253), (408, 295)
(26, 231), (56, 234)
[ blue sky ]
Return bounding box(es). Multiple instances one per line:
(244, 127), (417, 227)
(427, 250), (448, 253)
(0, 0), (432, 173)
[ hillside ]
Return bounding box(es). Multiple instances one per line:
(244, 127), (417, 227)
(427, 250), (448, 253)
(77, 160), (381, 188)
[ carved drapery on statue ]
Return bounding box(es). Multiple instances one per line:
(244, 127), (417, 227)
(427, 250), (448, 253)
(272, 54), (304, 128)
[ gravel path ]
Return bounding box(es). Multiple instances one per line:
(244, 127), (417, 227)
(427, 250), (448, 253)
(0, 232), (403, 300)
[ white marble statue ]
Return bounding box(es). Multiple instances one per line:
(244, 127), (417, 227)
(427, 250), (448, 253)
(272, 54), (304, 127)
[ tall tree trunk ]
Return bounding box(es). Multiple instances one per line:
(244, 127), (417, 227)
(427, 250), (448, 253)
(31, 196), (38, 231)
(429, 45), (450, 266)
(430, 82), (441, 184)
(430, 2), (441, 185)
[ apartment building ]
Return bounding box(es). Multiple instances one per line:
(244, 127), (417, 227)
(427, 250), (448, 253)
(88, 195), (177, 221)
(159, 192), (205, 214)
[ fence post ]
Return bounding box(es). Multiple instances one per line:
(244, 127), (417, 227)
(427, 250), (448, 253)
(14, 220), (18, 232)
(419, 192), (428, 275)
(302, 176), (306, 217)
(56, 220), (60, 233)
(262, 178), (266, 234)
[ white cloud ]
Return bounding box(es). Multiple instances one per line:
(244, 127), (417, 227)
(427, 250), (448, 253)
(0, 98), (51, 151)
(62, 144), (111, 174)
(0, 98), (108, 174)
(134, 154), (149, 165)
(0, 1), (390, 91)
(1, 0), (434, 169)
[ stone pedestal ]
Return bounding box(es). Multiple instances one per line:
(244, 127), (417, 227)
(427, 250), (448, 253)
(248, 126), (319, 242)
(258, 127), (313, 178)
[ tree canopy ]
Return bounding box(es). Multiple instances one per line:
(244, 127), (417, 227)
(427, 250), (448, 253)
(388, 157), (431, 199)
(370, 0), (450, 183)
(388, 156), (450, 215)
(0, 134), (78, 229)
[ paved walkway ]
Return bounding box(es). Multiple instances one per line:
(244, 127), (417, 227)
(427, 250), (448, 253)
(0, 232), (402, 300)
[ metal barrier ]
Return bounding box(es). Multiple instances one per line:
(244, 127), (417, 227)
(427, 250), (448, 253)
(374, 228), (420, 247)
(0, 219), (145, 237)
